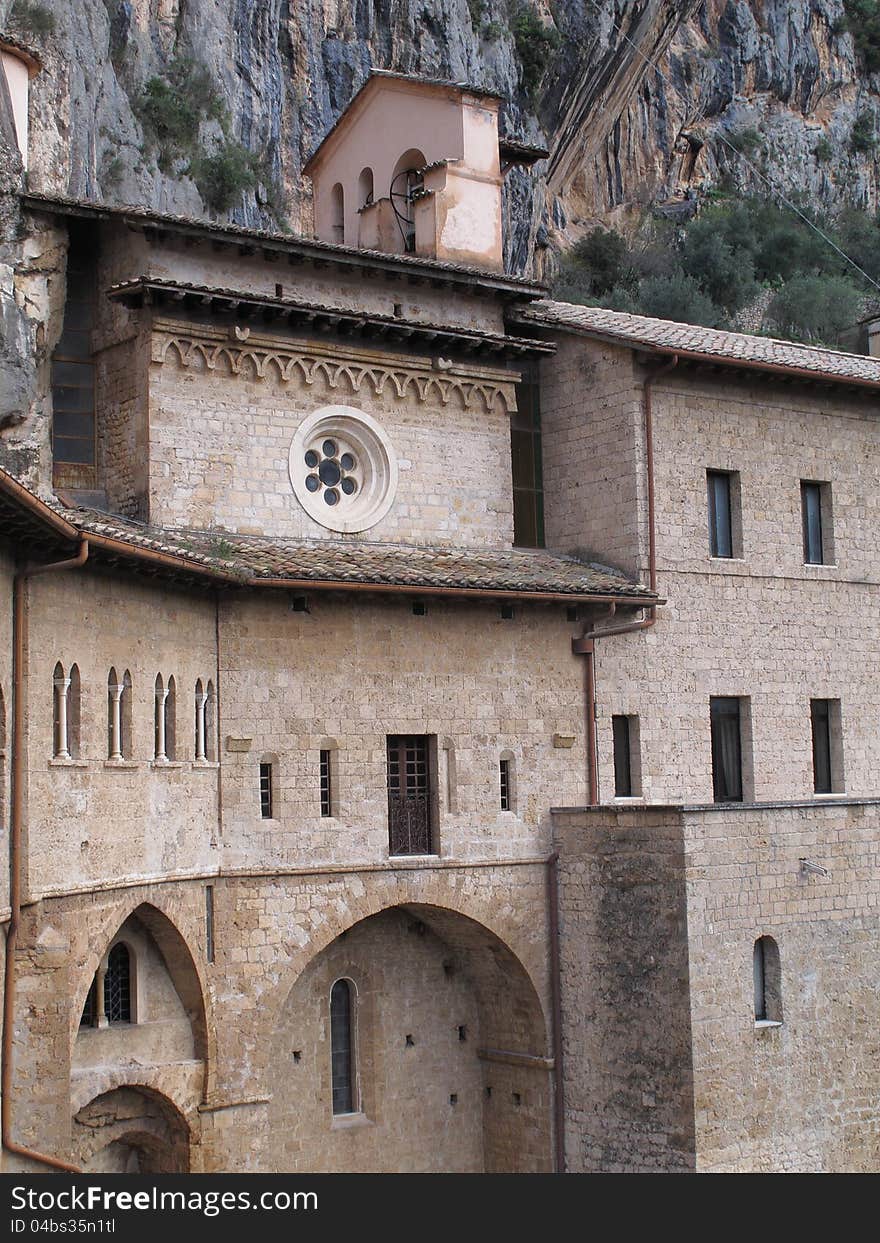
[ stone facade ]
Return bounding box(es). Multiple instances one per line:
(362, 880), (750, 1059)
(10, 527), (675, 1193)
(2, 184), (880, 1175)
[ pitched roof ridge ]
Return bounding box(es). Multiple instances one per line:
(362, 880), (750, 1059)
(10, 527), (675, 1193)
(529, 298), (877, 366)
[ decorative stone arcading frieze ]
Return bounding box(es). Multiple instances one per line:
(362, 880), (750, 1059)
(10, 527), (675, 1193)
(149, 320), (519, 414)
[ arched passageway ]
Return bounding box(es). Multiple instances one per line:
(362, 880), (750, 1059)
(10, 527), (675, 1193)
(269, 903), (552, 1172)
(73, 1086), (190, 1173)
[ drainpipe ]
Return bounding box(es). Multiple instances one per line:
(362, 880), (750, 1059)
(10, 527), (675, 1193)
(3, 539), (88, 1172)
(572, 355), (678, 804)
(546, 851), (565, 1173)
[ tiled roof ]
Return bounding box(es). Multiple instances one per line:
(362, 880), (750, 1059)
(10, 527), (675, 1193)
(0, 468), (654, 602)
(21, 193), (545, 295)
(513, 299), (880, 388)
(108, 276), (556, 357)
(60, 509), (653, 600)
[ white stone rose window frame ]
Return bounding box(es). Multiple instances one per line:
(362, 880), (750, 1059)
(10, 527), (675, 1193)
(289, 406), (398, 534)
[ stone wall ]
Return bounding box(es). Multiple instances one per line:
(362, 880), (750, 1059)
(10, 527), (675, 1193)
(6, 861), (554, 1173)
(0, 546), (12, 914)
(218, 589), (586, 870)
(554, 806), (695, 1172)
(25, 568), (220, 899)
(538, 333), (645, 578)
(555, 800), (880, 1173)
(682, 799), (880, 1173)
(145, 318), (520, 544)
(537, 345), (880, 805)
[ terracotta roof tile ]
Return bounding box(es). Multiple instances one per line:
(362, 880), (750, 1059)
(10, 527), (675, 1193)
(514, 299), (880, 388)
(53, 505), (653, 600)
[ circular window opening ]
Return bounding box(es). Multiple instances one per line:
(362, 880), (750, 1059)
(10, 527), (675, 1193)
(289, 406), (398, 533)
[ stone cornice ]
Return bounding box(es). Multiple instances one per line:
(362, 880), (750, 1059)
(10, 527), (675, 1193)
(150, 319), (520, 412)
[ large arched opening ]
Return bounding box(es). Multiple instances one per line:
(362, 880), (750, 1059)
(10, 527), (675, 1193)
(73, 1086), (190, 1173)
(268, 903), (552, 1172)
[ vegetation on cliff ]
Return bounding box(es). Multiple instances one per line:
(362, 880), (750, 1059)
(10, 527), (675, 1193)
(553, 195), (880, 347)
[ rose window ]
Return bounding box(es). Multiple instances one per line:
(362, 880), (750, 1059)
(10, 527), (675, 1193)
(303, 439), (360, 507)
(289, 406), (398, 533)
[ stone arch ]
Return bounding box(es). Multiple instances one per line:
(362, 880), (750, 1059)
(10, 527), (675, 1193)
(266, 898), (552, 1173)
(72, 900), (215, 1101)
(73, 1085), (190, 1173)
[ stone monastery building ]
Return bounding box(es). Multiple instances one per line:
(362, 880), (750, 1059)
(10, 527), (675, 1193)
(1, 66), (879, 1174)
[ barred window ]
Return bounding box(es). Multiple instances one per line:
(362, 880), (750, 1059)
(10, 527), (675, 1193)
(499, 757), (511, 811)
(104, 943), (132, 1024)
(330, 978), (355, 1115)
(320, 749), (332, 817)
(260, 762), (274, 819)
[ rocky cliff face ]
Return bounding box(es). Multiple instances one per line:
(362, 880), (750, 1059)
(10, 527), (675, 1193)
(2, 1), (877, 273)
(1, 1), (878, 489)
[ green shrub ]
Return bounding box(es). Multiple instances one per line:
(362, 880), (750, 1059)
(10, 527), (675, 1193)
(467, 0), (486, 25)
(850, 110), (877, 154)
(135, 57), (225, 171)
(9, 0), (55, 37)
(815, 135), (833, 162)
(510, 4), (560, 98)
(725, 126), (762, 156)
(681, 220), (758, 313)
(189, 142), (260, 213)
(636, 271), (722, 327)
(568, 227), (632, 296)
(842, 1), (880, 73)
(768, 274), (861, 344)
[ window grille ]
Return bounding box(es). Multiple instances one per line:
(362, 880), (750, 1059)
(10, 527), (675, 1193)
(330, 979), (355, 1115)
(387, 735), (433, 855)
(104, 943), (132, 1024)
(260, 762), (273, 819)
(499, 757), (511, 811)
(320, 749), (332, 817)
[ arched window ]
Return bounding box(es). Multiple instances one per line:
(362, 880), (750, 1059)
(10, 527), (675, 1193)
(331, 183), (344, 244)
(390, 149), (426, 252)
(53, 662), (80, 759)
(194, 679), (206, 761)
(330, 978), (356, 1115)
(107, 668), (132, 760)
(154, 674), (176, 761)
(753, 935), (782, 1024)
(205, 680), (216, 762)
(104, 943), (132, 1024)
(154, 674), (165, 761)
(357, 166), (374, 209)
(165, 676), (177, 760)
(194, 679), (216, 763)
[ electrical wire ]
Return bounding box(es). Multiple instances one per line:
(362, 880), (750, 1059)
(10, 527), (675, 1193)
(580, 0), (880, 295)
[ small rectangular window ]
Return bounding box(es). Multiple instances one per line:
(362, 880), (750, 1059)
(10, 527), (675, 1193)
(512, 362), (545, 548)
(710, 697), (744, 803)
(205, 884), (215, 964)
(499, 758), (511, 811)
(320, 749), (332, 817)
(612, 716), (632, 797)
(707, 470), (735, 558)
(810, 698), (842, 794)
(801, 481), (831, 565)
(259, 762), (273, 819)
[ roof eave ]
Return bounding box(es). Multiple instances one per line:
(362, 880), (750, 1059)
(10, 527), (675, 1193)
(21, 193), (546, 300)
(513, 314), (880, 392)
